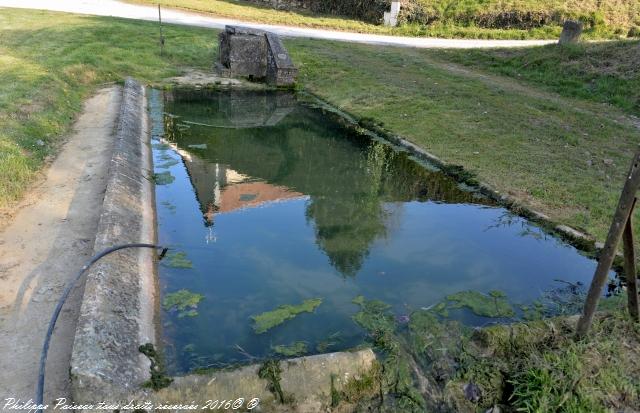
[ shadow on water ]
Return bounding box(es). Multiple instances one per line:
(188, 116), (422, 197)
(151, 88), (608, 374)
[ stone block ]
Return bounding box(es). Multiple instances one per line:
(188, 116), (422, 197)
(218, 25), (297, 87)
(559, 20), (583, 44)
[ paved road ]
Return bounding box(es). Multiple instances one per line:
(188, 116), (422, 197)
(0, 0), (555, 49)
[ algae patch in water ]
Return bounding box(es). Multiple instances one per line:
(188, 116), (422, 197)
(316, 331), (342, 352)
(153, 171), (175, 185)
(152, 142), (171, 150)
(446, 290), (514, 318)
(157, 158), (179, 169)
(272, 341), (308, 357)
(163, 289), (204, 318)
(164, 251), (193, 269)
(251, 298), (322, 334)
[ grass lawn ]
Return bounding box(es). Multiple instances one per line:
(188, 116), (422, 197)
(0, 9), (213, 209)
(132, 0), (639, 40)
(431, 40), (640, 114)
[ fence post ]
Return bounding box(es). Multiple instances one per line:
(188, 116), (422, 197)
(623, 199), (640, 321)
(577, 150), (640, 337)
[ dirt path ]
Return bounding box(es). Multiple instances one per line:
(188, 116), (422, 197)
(0, 86), (121, 404)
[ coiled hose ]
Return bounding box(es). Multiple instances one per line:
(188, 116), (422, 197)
(36, 243), (168, 412)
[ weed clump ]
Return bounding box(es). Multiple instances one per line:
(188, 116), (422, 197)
(138, 343), (173, 390)
(251, 298), (322, 334)
(257, 360), (293, 404)
(351, 295), (426, 412)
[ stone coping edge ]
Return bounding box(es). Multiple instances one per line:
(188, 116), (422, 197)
(70, 78), (157, 404)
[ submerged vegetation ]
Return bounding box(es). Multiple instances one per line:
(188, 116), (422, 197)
(347, 291), (640, 412)
(153, 171), (175, 186)
(163, 251), (193, 269)
(162, 289), (204, 318)
(272, 341), (308, 357)
(446, 290), (515, 318)
(251, 298), (322, 334)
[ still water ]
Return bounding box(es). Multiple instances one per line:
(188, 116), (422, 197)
(150, 89), (599, 374)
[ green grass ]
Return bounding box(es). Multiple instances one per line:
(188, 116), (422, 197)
(133, 0), (640, 39)
(431, 40), (640, 114)
(457, 308), (640, 411)
(0, 9), (212, 209)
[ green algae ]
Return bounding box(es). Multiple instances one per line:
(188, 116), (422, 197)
(258, 360), (292, 404)
(251, 298), (322, 334)
(163, 289), (204, 318)
(139, 343), (173, 390)
(153, 171), (175, 185)
(446, 290), (515, 318)
(316, 331), (342, 353)
(272, 341), (308, 357)
(152, 142), (171, 150)
(160, 200), (176, 213)
(157, 158), (179, 169)
(352, 295), (426, 412)
(164, 251), (193, 269)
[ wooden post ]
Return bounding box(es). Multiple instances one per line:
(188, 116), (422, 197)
(577, 150), (640, 337)
(158, 4), (165, 56)
(623, 198), (640, 321)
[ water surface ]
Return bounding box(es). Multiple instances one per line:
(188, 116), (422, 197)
(150, 89), (599, 374)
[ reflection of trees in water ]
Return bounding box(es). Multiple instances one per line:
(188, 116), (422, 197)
(164, 91), (493, 278)
(485, 211), (551, 242)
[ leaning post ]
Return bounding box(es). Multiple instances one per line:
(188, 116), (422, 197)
(623, 198), (640, 321)
(576, 149), (640, 337)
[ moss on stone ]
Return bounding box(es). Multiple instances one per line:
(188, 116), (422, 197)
(139, 343), (173, 390)
(251, 298), (322, 334)
(257, 360), (293, 404)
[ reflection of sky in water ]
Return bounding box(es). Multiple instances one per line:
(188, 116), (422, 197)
(151, 89), (601, 374)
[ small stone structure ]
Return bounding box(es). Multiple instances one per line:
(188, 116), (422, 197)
(559, 20), (583, 44)
(384, 1), (401, 27)
(218, 25), (298, 87)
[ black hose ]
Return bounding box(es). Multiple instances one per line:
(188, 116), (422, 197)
(36, 243), (168, 411)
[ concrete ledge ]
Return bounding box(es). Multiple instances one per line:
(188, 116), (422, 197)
(70, 78), (156, 403)
(153, 349), (377, 412)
